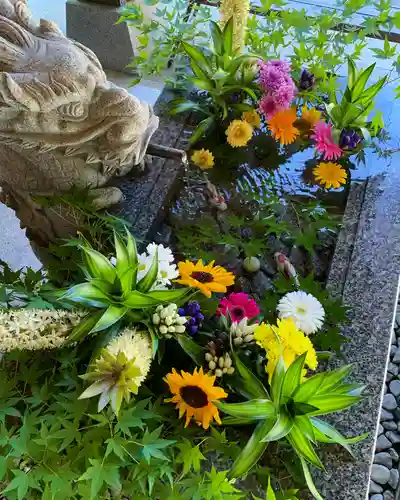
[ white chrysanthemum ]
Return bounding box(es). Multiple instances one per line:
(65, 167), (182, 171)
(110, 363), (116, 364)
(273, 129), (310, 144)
(277, 291), (325, 335)
(146, 243), (174, 263)
(137, 249), (178, 290)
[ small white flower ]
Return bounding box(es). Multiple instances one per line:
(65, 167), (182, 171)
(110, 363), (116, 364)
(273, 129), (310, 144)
(137, 247), (178, 290)
(277, 291), (325, 335)
(146, 243), (174, 263)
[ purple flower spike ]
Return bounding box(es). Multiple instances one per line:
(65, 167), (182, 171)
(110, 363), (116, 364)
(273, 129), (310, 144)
(179, 301), (204, 335)
(340, 129), (362, 150)
(299, 69), (315, 91)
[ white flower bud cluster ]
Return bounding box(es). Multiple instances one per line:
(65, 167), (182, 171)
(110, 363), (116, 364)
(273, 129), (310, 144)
(205, 352), (235, 377)
(231, 318), (256, 346)
(152, 303), (187, 337)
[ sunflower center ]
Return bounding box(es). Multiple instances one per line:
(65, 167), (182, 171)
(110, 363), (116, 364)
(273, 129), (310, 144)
(231, 306), (245, 319)
(191, 271), (214, 283)
(180, 385), (209, 408)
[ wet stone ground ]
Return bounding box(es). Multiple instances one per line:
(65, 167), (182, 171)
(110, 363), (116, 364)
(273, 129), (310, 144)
(369, 310), (400, 500)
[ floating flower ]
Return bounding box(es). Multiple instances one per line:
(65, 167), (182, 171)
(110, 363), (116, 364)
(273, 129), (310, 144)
(226, 119), (253, 147)
(217, 292), (260, 322)
(79, 328), (152, 414)
(152, 303), (187, 337)
(219, 0), (250, 53)
(254, 318), (318, 381)
(164, 367), (228, 429)
(178, 301), (204, 336)
(340, 129), (362, 150)
(277, 291), (325, 335)
(259, 94), (283, 120)
(267, 107), (300, 145)
(242, 110), (261, 129)
(176, 260), (235, 298)
(230, 317), (256, 346)
(301, 106), (321, 128)
(191, 149), (215, 170)
(299, 69), (315, 91)
(0, 309), (86, 352)
(313, 162), (347, 189)
(138, 243), (179, 290)
(312, 122), (342, 160)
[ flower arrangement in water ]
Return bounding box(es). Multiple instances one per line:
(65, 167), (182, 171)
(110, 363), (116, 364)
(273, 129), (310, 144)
(0, 228), (367, 498)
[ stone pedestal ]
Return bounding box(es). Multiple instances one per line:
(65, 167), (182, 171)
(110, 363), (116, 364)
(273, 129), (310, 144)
(66, 0), (135, 73)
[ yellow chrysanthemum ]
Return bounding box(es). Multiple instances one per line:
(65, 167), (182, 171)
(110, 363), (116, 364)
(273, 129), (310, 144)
(242, 110), (261, 129)
(175, 260), (235, 298)
(191, 149), (215, 170)
(226, 119), (253, 148)
(313, 162), (347, 189)
(164, 367), (228, 429)
(267, 108), (300, 145)
(254, 318), (318, 381)
(301, 106), (321, 128)
(220, 0), (250, 53)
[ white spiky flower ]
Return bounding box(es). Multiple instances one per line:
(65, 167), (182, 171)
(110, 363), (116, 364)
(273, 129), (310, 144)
(230, 318), (256, 346)
(79, 328), (152, 414)
(277, 291), (325, 335)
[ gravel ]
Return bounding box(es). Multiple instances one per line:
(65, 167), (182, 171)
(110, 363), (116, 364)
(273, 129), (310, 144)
(376, 435), (392, 451)
(386, 431), (400, 444)
(380, 409), (395, 421)
(374, 453), (393, 468)
(370, 480), (384, 494)
(388, 469), (399, 489)
(382, 421), (397, 430)
(383, 394), (397, 411)
(370, 495), (384, 500)
(371, 465), (391, 485)
(389, 380), (400, 397)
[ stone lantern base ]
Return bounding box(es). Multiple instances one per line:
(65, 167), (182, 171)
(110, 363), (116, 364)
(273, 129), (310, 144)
(66, 0), (135, 74)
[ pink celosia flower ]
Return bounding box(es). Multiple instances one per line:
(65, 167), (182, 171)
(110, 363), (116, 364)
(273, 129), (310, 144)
(259, 94), (283, 119)
(312, 121), (343, 160)
(217, 292), (260, 322)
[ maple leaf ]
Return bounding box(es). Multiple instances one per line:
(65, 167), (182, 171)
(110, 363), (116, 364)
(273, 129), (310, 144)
(78, 458), (121, 500)
(176, 438), (206, 475)
(2, 469), (41, 500)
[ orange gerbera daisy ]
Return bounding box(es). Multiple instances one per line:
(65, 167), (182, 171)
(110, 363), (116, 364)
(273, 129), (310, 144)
(267, 107), (300, 145)
(164, 367), (228, 429)
(175, 260), (235, 298)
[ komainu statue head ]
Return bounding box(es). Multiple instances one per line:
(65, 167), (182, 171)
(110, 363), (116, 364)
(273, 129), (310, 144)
(0, 0), (159, 195)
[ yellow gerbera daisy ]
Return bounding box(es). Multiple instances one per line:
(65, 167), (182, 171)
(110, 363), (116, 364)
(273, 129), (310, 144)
(175, 260), (235, 298)
(254, 318), (318, 381)
(267, 108), (300, 145)
(313, 162), (347, 189)
(301, 106), (321, 128)
(164, 367), (228, 429)
(242, 110), (261, 129)
(226, 119), (254, 147)
(191, 149), (214, 170)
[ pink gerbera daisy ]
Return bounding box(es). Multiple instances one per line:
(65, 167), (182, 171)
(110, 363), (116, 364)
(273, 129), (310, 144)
(312, 121), (343, 161)
(217, 293), (260, 322)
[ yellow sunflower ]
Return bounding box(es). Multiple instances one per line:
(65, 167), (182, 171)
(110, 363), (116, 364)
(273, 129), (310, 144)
(301, 106), (321, 128)
(313, 162), (347, 189)
(175, 260), (235, 298)
(267, 107), (299, 145)
(226, 119), (254, 147)
(164, 367), (228, 429)
(191, 149), (215, 170)
(242, 110), (261, 129)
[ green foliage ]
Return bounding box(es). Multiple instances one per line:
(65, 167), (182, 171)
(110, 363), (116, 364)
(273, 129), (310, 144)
(169, 18), (259, 143)
(0, 261), (59, 310)
(325, 58), (387, 141)
(218, 353), (367, 495)
(61, 228), (190, 340)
